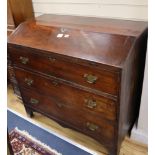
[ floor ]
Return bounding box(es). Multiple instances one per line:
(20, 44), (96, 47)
(7, 86), (148, 155)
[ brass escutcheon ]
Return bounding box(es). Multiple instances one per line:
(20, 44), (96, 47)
(84, 99), (97, 109)
(25, 78), (33, 86)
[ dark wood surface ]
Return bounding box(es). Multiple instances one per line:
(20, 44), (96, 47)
(9, 46), (119, 96)
(20, 87), (115, 144)
(7, 0), (34, 98)
(36, 14), (147, 37)
(117, 29), (148, 154)
(14, 67), (117, 121)
(9, 21), (136, 68)
(8, 14), (147, 155)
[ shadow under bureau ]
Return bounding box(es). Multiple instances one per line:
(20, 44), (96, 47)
(8, 14), (147, 155)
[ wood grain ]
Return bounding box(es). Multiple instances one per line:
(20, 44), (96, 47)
(8, 15), (147, 67)
(14, 68), (117, 121)
(9, 0), (34, 27)
(7, 0), (34, 97)
(9, 47), (119, 96)
(7, 86), (148, 155)
(8, 14), (147, 155)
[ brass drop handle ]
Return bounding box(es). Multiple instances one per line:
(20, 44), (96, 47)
(19, 56), (29, 64)
(86, 122), (99, 131)
(84, 74), (98, 84)
(25, 78), (33, 86)
(30, 98), (39, 105)
(48, 57), (56, 62)
(84, 99), (97, 109)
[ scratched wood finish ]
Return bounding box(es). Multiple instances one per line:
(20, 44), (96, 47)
(8, 14), (147, 155)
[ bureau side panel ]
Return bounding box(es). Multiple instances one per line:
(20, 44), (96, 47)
(117, 29), (148, 151)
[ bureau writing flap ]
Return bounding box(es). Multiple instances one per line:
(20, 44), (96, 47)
(8, 14), (147, 68)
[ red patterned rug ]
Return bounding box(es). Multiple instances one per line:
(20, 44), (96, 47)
(9, 128), (62, 155)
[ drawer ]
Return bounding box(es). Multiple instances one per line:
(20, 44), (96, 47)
(9, 46), (119, 96)
(14, 67), (117, 121)
(20, 87), (115, 144)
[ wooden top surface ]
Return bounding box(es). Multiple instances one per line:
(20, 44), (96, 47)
(36, 14), (147, 37)
(8, 14), (147, 68)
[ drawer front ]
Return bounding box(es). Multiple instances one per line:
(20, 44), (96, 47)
(9, 47), (119, 96)
(14, 68), (117, 121)
(20, 87), (115, 143)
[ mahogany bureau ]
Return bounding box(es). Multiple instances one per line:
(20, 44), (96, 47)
(8, 14), (147, 155)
